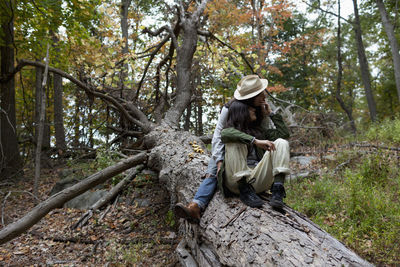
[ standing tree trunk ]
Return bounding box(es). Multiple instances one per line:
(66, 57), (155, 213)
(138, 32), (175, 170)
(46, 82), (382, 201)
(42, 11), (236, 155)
(0, 0), (23, 179)
(336, 0), (357, 134)
(184, 104), (191, 131)
(35, 65), (50, 150)
(51, 32), (67, 153)
(352, 0), (378, 121)
(53, 72), (66, 152)
(376, 0), (400, 104)
(120, 0), (131, 89)
(34, 45), (50, 197)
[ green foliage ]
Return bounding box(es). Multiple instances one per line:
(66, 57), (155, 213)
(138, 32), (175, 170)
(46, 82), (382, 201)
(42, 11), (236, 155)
(363, 117), (400, 144)
(287, 151), (400, 265)
(106, 241), (151, 265)
(165, 210), (176, 228)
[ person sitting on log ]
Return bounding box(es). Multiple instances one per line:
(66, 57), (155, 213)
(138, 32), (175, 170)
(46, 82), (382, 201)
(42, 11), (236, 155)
(174, 75), (290, 223)
(220, 98), (290, 209)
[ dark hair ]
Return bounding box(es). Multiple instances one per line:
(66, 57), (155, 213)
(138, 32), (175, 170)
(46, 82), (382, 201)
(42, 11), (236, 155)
(225, 95), (265, 123)
(225, 100), (263, 138)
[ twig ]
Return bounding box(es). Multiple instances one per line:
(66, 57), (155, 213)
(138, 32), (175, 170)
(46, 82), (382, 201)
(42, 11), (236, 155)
(72, 166), (143, 229)
(99, 205), (111, 222)
(1, 191), (40, 226)
(347, 143), (400, 152)
(221, 206), (247, 228)
(333, 159), (352, 173)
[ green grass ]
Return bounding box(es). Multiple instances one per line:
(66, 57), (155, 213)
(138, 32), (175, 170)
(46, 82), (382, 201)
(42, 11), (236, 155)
(287, 145), (400, 265)
(363, 116), (400, 144)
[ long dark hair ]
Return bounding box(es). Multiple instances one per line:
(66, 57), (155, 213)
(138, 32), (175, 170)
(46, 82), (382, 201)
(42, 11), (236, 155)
(225, 100), (263, 138)
(225, 95), (265, 123)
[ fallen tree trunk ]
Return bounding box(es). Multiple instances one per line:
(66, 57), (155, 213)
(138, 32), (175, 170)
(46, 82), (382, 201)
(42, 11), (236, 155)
(0, 153), (146, 244)
(145, 126), (372, 266)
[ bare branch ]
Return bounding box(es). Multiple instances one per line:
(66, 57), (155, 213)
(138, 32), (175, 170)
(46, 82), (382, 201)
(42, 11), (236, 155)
(0, 153), (147, 245)
(300, 0), (351, 24)
(198, 30), (255, 74)
(5, 59), (153, 132)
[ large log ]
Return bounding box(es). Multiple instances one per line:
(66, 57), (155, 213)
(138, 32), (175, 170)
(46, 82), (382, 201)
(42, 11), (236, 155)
(0, 153), (146, 244)
(145, 126), (372, 266)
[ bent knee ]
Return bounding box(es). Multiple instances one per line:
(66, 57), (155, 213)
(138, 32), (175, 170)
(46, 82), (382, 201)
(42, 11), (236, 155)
(274, 138), (290, 150)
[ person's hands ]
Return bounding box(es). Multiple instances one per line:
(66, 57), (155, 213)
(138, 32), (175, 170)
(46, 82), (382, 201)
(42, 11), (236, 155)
(262, 102), (272, 116)
(254, 139), (276, 151)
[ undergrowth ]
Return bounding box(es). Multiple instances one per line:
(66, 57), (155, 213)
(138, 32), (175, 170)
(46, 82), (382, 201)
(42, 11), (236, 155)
(287, 117), (400, 266)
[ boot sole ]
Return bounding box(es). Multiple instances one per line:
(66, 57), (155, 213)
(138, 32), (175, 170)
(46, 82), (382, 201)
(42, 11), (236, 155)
(174, 204), (200, 224)
(270, 199), (284, 210)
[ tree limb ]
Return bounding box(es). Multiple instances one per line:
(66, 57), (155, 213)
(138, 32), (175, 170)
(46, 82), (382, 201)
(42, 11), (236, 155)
(3, 59), (152, 132)
(0, 153), (147, 245)
(198, 30), (255, 74)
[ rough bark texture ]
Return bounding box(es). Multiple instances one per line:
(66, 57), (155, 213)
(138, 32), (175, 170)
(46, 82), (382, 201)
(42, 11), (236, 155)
(376, 0), (400, 103)
(145, 126), (372, 266)
(0, 1), (23, 178)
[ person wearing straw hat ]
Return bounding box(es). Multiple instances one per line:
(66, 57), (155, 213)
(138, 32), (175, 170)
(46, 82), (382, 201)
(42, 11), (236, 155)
(175, 75), (290, 223)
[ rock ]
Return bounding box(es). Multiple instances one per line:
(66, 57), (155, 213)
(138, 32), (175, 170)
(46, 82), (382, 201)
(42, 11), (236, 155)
(49, 175), (80, 196)
(290, 156), (317, 166)
(64, 190), (108, 210)
(323, 154), (336, 161)
(132, 198), (151, 207)
(288, 171), (317, 182)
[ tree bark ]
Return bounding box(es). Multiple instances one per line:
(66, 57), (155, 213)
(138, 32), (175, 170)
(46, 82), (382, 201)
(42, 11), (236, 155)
(35, 64), (50, 150)
(34, 44), (50, 197)
(0, 152), (146, 244)
(376, 0), (400, 104)
(163, 0), (209, 126)
(145, 126), (372, 266)
(352, 0), (378, 121)
(0, 0), (23, 179)
(52, 32), (67, 152)
(53, 72), (66, 151)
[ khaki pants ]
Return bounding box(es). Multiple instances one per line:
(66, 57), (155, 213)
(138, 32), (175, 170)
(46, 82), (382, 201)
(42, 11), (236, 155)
(224, 138), (290, 194)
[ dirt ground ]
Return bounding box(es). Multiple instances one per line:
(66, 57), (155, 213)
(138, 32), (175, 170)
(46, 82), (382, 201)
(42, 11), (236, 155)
(0, 166), (180, 266)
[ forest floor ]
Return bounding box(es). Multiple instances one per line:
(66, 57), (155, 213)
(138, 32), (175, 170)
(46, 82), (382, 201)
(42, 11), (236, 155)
(1, 141), (397, 266)
(0, 165), (180, 266)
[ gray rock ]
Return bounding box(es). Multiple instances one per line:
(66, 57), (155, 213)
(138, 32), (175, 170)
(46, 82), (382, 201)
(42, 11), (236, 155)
(132, 198), (151, 207)
(290, 156), (317, 166)
(49, 175), (80, 196)
(323, 155), (336, 161)
(64, 190), (108, 210)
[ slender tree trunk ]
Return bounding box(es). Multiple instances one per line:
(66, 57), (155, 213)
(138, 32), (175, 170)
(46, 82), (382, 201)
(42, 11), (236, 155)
(197, 101), (203, 136)
(184, 104), (191, 131)
(51, 32), (67, 152)
(336, 0), (357, 134)
(34, 44), (50, 197)
(35, 65), (50, 150)
(376, 0), (400, 104)
(120, 0), (131, 90)
(73, 90), (81, 147)
(0, 0), (23, 179)
(352, 0), (378, 121)
(53, 72), (66, 151)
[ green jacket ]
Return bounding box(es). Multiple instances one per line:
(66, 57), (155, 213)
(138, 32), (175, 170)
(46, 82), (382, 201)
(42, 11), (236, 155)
(217, 113), (290, 196)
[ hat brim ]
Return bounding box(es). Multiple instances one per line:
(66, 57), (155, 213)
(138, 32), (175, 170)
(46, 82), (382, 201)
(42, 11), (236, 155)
(234, 79), (268, 100)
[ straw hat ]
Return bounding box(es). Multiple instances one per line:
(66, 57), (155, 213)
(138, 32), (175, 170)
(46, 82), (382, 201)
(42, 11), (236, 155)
(234, 75), (268, 100)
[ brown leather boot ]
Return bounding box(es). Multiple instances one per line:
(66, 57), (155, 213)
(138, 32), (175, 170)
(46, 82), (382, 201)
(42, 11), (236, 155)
(174, 202), (201, 224)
